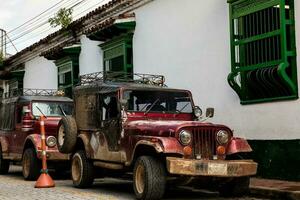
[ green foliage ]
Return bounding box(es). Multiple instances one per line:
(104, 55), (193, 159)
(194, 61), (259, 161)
(48, 8), (73, 29)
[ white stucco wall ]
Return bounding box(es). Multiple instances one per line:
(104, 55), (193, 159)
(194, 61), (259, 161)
(23, 35), (103, 90)
(79, 35), (103, 75)
(133, 0), (300, 140)
(23, 56), (57, 89)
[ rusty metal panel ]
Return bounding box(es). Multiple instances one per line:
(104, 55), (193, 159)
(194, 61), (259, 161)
(192, 127), (218, 159)
(75, 93), (99, 130)
(166, 157), (257, 177)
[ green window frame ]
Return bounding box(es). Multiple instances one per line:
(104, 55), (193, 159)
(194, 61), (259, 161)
(100, 34), (133, 75)
(227, 0), (297, 104)
(58, 61), (73, 87)
(55, 57), (79, 98)
(48, 45), (81, 98)
(7, 70), (25, 96)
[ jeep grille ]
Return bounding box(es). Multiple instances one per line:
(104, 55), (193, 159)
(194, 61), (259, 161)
(192, 127), (218, 159)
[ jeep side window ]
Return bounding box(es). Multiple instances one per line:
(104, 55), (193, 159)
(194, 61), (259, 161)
(0, 102), (16, 130)
(101, 94), (119, 121)
(16, 106), (23, 124)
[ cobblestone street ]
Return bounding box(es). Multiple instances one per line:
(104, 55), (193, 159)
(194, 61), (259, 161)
(0, 165), (271, 200)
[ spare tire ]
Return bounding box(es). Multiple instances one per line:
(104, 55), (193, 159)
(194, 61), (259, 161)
(57, 116), (78, 153)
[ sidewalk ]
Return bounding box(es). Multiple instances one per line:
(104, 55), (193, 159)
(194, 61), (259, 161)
(250, 178), (300, 200)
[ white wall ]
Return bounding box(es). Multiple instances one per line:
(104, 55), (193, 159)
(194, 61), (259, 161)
(79, 35), (103, 75)
(22, 35), (103, 91)
(23, 56), (57, 89)
(133, 0), (300, 140)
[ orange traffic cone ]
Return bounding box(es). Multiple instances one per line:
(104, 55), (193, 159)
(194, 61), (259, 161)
(35, 115), (55, 188)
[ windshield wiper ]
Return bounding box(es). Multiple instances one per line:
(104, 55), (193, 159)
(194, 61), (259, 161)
(58, 105), (66, 116)
(35, 106), (47, 118)
(145, 98), (160, 114)
(140, 102), (151, 112)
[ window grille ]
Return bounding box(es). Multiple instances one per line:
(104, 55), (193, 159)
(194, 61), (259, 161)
(227, 0), (297, 104)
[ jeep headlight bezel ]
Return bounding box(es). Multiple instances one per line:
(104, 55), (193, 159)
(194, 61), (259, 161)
(46, 136), (57, 147)
(194, 106), (202, 118)
(216, 130), (229, 144)
(179, 130), (192, 145)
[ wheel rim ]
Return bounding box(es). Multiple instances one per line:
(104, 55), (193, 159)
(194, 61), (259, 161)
(22, 153), (30, 177)
(58, 125), (65, 147)
(72, 154), (82, 183)
(135, 163), (145, 194)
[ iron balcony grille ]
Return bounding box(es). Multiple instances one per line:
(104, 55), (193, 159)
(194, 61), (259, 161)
(228, 0), (297, 104)
(0, 89), (63, 99)
(79, 71), (166, 87)
(192, 127), (218, 160)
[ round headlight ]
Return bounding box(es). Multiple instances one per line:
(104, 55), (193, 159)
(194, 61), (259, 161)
(179, 130), (192, 145)
(46, 136), (57, 147)
(216, 130), (229, 144)
(194, 106), (202, 118)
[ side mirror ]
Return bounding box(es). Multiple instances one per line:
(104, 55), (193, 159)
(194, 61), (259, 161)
(23, 106), (30, 114)
(206, 107), (214, 118)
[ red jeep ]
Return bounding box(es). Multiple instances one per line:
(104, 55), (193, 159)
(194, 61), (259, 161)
(0, 89), (73, 180)
(58, 72), (257, 200)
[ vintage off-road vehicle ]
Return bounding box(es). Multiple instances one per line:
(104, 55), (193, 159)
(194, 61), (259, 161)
(58, 72), (257, 200)
(0, 89), (73, 180)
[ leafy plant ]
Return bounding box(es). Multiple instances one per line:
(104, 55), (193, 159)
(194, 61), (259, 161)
(48, 8), (73, 29)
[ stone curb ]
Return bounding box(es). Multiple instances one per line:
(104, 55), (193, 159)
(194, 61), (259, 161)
(250, 186), (300, 200)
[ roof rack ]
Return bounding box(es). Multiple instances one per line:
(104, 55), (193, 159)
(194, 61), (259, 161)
(0, 89), (65, 99)
(79, 71), (166, 87)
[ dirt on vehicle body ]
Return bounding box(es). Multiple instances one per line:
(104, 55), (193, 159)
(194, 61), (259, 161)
(0, 89), (73, 180)
(58, 72), (257, 200)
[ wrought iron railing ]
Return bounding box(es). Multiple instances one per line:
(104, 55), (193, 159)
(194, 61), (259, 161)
(227, 0), (297, 104)
(0, 89), (65, 99)
(79, 71), (166, 87)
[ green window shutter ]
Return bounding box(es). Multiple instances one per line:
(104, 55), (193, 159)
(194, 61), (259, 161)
(46, 45), (81, 98)
(7, 70), (25, 94)
(100, 34), (133, 75)
(227, 0), (298, 104)
(55, 59), (75, 98)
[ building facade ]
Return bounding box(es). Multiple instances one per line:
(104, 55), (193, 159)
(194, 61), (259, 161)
(1, 0), (299, 181)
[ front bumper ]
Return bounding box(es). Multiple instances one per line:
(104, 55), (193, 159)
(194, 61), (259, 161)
(166, 157), (257, 177)
(37, 150), (70, 161)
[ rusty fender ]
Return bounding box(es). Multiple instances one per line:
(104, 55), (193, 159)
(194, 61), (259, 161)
(0, 136), (9, 153)
(127, 137), (183, 166)
(227, 137), (253, 155)
(24, 134), (41, 151)
(134, 137), (184, 154)
(25, 134), (69, 160)
(77, 133), (92, 157)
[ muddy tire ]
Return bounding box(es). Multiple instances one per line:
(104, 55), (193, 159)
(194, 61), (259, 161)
(133, 156), (166, 200)
(22, 148), (40, 180)
(57, 116), (77, 153)
(218, 177), (250, 197)
(71, 150), (94, 188)
(0, 147), (9, 174)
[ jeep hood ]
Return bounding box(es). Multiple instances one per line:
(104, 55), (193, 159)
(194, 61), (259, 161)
(125, 120), (229, 135)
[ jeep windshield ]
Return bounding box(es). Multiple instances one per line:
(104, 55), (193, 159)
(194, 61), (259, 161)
(32, 101), (73, 117)
(124, 90), (193, 113)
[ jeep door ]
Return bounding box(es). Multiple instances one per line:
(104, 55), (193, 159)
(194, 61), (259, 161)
(0, 101), (18, 156)
(99, 92), (121, 151)
(14, 103), (30, 154)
